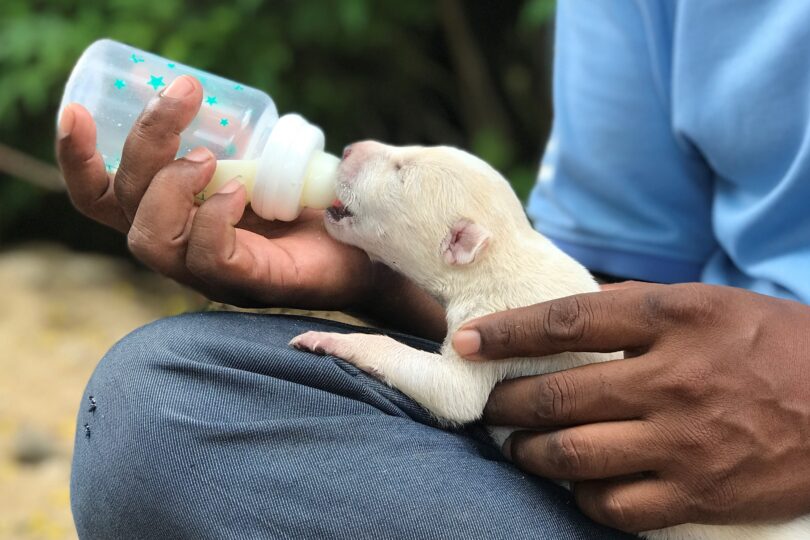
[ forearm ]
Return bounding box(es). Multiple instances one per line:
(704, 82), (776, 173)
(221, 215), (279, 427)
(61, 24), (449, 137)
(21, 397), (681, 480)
(351, 262), (447, 342)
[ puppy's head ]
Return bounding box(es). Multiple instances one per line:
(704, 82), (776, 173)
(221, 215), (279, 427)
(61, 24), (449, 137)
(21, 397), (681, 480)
(325, 141), (530, 285)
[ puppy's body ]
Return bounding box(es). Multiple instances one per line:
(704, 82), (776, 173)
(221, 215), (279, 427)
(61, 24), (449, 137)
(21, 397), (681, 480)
(290, 142), (810, 540)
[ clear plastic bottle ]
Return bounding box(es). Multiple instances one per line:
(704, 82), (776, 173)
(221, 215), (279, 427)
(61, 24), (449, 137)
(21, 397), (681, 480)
(59, 39), (339, 221)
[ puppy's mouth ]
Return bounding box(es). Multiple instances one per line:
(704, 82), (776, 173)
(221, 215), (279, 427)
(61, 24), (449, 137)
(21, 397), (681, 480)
(325, 199), (354, 222)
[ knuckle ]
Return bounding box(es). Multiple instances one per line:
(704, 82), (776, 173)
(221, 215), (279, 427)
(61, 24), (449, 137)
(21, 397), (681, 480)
(546, 431), (588, 477)
(129, 221), (189, 278)
(660, 365), (714, 404)
(493, 316), (527, 353)
(642, 284), (720, 325)
(130, 122), (171, 150)
(122, 103), (183, 159)
(595, 492), (635, 531)
(509, 434), (534, 467)
(113, 167), (139, 202)
(126, 222), (155, 260)
(127, 220), (183, 262)
(640, 290), (673, 321)
(136, 102), (177, 135)
(532, 374), (576, 424)
(542, 296), (590, 346)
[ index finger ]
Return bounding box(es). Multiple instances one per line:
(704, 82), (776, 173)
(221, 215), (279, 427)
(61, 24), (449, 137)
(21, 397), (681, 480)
(453, 285), (667, 360)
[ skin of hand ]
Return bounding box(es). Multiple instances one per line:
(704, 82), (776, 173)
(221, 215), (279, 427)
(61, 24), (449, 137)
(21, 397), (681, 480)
(452, 281), (810, 532)
(56, 75), (446, 340)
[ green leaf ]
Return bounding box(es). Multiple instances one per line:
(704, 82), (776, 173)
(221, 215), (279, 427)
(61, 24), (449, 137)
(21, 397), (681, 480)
(519, 0), (556, 29)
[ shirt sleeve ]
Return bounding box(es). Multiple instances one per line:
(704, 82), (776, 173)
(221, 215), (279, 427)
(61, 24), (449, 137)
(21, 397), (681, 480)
(671, 0), (810, 303)
(527, 0), (716, 284)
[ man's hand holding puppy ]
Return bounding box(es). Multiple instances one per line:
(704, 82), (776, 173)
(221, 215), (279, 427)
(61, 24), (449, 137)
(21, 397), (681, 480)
(454, 282), (810, 532)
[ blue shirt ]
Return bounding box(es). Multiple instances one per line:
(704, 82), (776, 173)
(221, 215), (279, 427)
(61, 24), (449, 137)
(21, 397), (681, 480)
(527, 0), (810, 303)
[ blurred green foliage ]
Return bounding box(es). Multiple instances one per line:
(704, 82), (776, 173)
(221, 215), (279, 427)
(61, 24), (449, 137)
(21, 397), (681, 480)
(0, 0), (555, 251)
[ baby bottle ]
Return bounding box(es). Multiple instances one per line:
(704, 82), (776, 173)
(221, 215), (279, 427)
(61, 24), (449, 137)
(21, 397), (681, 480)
(59, 39), (339, 221)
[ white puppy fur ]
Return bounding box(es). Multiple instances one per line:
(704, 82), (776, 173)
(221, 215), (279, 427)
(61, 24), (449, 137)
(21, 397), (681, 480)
(289, 141), (810, 540)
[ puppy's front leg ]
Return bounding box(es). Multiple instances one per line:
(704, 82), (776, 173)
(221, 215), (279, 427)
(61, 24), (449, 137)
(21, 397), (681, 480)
(290, 331), (491, 424)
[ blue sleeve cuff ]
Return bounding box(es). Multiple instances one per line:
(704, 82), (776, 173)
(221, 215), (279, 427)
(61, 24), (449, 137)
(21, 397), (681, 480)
(546, 235), (703, 284)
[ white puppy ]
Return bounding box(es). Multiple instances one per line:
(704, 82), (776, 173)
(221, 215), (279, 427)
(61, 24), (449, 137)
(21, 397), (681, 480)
(290, 141), (809, 540)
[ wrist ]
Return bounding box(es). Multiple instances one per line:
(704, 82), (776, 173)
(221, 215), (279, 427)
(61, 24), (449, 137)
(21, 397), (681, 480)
(350, 261), (447, 342)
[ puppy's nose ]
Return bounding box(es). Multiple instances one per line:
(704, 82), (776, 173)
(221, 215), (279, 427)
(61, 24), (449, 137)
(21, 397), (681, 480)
(342, 140), (386, 162)
(340, 141), (382, 185)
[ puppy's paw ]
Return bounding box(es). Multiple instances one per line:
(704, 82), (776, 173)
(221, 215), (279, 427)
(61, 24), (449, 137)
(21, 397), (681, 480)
(290, 331), (395, 379)
(289, 331), (349, 357)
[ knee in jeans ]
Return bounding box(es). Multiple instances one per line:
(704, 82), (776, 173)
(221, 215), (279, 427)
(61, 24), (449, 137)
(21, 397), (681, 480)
(89, 311), (290, 388)
(81, 312), (340, 429)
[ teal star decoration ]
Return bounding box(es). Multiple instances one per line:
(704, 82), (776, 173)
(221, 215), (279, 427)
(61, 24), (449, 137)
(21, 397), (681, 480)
(113, 79), (126, 89)
(147, 75), (165, 90)
(105, 157), (121, 173)
(130, 54), (144, 63)
(206, 96), (218, 106)
(167, 63), (176, 69)
(233, 84), (244, 91)
(225, 143), (237, 157)
(219, 118), (229, 127)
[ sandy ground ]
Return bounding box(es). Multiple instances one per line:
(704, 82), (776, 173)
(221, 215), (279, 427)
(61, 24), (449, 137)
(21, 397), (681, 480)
(0, 244), (365, 540)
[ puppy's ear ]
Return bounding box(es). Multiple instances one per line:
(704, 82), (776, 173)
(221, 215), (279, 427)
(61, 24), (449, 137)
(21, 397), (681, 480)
(441, 218), (491, 265)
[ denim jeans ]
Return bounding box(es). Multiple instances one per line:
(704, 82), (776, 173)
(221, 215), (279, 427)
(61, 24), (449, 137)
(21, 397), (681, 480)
(71, 312), (634, 539)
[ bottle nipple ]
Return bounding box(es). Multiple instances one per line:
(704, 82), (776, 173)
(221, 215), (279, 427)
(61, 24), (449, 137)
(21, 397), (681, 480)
(301, 152), (340, 208)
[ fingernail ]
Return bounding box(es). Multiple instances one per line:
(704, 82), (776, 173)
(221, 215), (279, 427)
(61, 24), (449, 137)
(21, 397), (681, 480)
(58, 105), (75, 139)
(162, 75), (195, 99)
(452, 329), (481, 358)
(185, 147), (212, 163)
(502, 436), (513, 461)
(217, 178), (243, 194)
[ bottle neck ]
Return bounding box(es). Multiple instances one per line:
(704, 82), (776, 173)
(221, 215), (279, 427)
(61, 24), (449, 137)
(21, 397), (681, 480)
(251, 113), (336, 221)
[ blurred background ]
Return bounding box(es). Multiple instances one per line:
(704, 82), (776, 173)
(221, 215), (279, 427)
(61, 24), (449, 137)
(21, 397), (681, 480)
(0, 0), (555, 538)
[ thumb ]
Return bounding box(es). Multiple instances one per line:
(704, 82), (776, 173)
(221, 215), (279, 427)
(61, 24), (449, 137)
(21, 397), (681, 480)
(185, 179), (249, 284)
